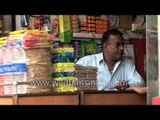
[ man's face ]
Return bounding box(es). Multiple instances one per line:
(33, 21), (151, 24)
(103, 34), (124, 61)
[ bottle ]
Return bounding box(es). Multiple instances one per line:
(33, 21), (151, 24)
(3, 43), (13, 95)
(0, 45), (6, 95)
(12, 41), (27, 94)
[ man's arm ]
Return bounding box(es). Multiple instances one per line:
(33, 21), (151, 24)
(127, 60), (145, 87)
(127, 86), (147, 94)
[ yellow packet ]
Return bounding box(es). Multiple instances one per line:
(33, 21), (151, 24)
(53, 63), (75, 68)
(53, 67), (75, 72)
(53, 77), (75, 81)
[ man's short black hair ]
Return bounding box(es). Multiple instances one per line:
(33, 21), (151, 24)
(101, 29), (124, 48)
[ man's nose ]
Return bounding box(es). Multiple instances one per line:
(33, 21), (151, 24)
(119, 44), (124, 50)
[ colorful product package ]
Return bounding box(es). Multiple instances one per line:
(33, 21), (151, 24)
(53, 72), (75, 78)
(50, 15), (60, 39)
(81, 40), (98, 56)
(52, 47), (74, 53)
(59, 15), (71, 42)
(53, 62), (75, 68)
(52, 56), (76, 63)
(55, 84), (77, 92)
(53, 76), (75, 81)
(52, 52), (74, 58)
(52, 52), (75, 63)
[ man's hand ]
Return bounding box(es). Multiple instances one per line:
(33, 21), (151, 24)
(115, 80), (129, 91)
(127, 86), (147, 94)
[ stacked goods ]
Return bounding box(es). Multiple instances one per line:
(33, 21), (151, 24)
(25, 48), (52, 93)
(71, 15), (108, 34)
(12, 42), (27, 94)
(3, 43), (13, 95)
(75, 65), (97, 90)
(7, 30), (27, 44)
(71, 40), (83, 60)
(22, 30), (51, 49)
(0, 44), (5, 94)
(52, 47), (77, 92)
(8, 30), (51, 49)
(95, 16), (108, 34)
(4, 30), (52, 94)
(80, 22), (88, 33)
(71, 15), (80, 33)
(87, 15), (96, 34)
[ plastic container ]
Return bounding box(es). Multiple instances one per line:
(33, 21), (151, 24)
(12, 41), (27, 94)
(3, 43), (13, 95)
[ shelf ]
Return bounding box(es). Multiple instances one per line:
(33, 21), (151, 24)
(72, 33), (103, 39)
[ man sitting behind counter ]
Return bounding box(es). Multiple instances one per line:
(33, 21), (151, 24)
(76, 29), (144, 91)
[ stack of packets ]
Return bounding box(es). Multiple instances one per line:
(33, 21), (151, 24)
(52, 47), (77, 92)
(71, 40), (83, 60)
(95, 16), (108, 34)
(70, 15), (108, 34)
(71, 15), (80, 33)
(25, 48), (52, 94)
(7, 30), (52, 49)
(87, 15), (108, 34)
(75, 65), (97, 90)
(87, 15), (96, 34)
(6, 30), (52, 94)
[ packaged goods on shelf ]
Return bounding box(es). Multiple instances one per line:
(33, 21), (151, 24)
(7, 30), (52, 49)
(71, 40), (83, 60)
(52, 63), (75, 73)
(59, 15), (71, 42)
(81, 40), (98, 56)
(52, 52), (75, 63)
(50, 15), (60, 39)
(71, 15), (80, 33)
(53, 72), (75, 78)
(53, 77), (75, 81)
(52, 47), (76, 92)
(72, 15), (108, 37)
(52, 47), (74, 53)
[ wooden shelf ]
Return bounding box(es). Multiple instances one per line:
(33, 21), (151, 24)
(72, 33), (102, 39)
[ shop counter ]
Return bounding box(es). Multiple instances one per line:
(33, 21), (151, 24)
(0, 95), (15, 105)
(17, 92), (79, 105)
(0, 90), (146, 105)
(0, 92), (79, 105)
(80, 90), (146, 105)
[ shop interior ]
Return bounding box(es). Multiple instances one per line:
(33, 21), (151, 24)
(0, 15), (150, 105)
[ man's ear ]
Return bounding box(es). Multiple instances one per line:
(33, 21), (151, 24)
(103, 43), (107, 49)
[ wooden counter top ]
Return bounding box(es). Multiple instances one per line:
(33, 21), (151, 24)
(0, 90), (147, 105)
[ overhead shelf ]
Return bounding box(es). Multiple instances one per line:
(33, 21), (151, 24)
(72, 33), (103, 39)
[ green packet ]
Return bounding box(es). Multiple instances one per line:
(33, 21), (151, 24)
(81, 39), (98, 56)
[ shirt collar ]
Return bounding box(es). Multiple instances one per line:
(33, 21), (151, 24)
(98, 52), (104, 64)
(98, 52), (122, 65)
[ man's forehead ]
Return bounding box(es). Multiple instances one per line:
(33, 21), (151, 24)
(108, 35), (123, 41)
